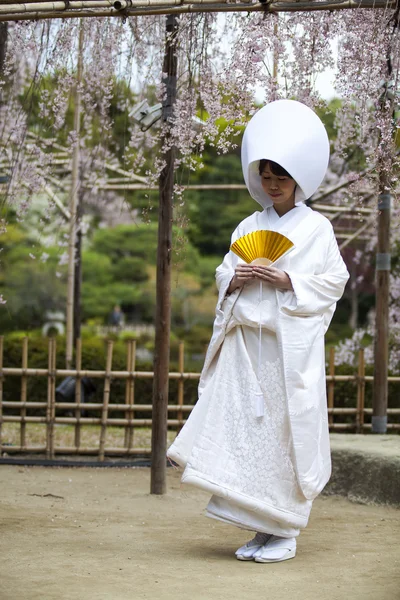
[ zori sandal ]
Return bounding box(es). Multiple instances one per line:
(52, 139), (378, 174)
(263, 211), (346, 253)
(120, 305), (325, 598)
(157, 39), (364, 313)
(253, 535), (296, 563)
(235, 533), (272, 561)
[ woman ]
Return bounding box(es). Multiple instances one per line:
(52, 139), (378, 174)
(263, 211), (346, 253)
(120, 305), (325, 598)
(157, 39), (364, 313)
(167, 100), (349, 563)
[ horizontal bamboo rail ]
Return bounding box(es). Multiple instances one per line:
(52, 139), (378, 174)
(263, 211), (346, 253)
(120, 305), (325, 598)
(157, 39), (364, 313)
(2, 445), (151, 455)
(0, 338), (399, 460)
(3, 367), (400, 382)
(0, 368), (201, 378)
(0, 0), (396, 22)
(3, 404), (400, 414)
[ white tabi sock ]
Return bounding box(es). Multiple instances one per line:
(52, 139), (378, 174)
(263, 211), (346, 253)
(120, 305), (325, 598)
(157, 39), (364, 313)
(235, 532), (272, 560)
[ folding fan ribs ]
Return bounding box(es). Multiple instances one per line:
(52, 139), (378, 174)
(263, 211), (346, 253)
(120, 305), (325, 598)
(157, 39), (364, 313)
(230, 230), (294, 266)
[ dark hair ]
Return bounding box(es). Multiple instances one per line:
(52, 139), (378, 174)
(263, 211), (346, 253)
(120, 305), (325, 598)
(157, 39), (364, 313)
(258, 159), (293, 178)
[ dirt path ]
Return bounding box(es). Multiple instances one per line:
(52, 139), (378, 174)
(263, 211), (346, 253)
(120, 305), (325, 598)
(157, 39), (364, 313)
(0, 466), (399, 600)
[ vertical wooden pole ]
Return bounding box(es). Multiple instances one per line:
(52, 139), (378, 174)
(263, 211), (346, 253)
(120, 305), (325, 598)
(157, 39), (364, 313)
(372, 53), (396, 434)
(124, 341), (132, 449)
(349, 261), (359, 330)
(20, 337), (28, 449)
(66, 20), (84, 369)
(372, 185), (391, 433)
(46, 338), (52, 458)
(177, 341), (184, 429)
(51, 339), (56, 458)
(46, 338), (56, 459)
(327, 346), (335, 428)
(150, 14), (178, 495)
(74, 338), (82, 450)
(128, 340), (136, 452)
(99, 340), (113, 462)
(356, 348), (365, 433)
(0, 336), (3, 452)
(124, 340), (136, 450)
(272, 15), (279, 101)
(73, 191), (83, 349)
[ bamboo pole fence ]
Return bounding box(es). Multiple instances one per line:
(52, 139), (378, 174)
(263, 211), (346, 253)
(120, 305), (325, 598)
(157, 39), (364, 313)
(0, 337), (399, 460)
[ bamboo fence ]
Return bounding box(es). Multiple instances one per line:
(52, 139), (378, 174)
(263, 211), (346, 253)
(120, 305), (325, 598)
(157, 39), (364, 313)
(0, 336), (399, 461)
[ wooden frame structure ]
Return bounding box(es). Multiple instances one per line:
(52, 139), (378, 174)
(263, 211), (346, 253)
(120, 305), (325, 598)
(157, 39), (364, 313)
(0, 135), (380, 248)
(1, 337), (399, 462)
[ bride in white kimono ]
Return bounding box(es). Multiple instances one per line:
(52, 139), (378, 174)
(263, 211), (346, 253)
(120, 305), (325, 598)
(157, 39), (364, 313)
(167, 100), (349, 563)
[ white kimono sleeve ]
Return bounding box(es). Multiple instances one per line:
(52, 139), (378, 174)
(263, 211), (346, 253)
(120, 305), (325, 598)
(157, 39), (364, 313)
(281, 226), (349, 324)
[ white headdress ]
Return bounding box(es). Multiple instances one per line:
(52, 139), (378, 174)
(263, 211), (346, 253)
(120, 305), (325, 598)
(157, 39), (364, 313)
(241, 100), (330, 208)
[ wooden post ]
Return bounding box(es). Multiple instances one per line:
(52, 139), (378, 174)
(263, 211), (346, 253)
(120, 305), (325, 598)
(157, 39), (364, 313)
(73, 188), (83, 349)
(51, 339), (56, 458)
(349, 261), (359, 330)
(66, 20), (84, 369)
(0, 336), (3, 452)
(99, 340), (113, 461)
(20, 337), (28, 449)
(356, 348), (365, 433)
(46, 338), (56, 459)
(150, 14), (178, 495)
(46, 338), (52, 458)
(372, 60), (396, 434)
(177, 341), (184, 429)
(372, 181), (391, 433)
(124, 340), (136, 450)
(327, 346), (335, 427)
(74, 338), (82, 450)
(272, 15), (279, 101)
(124, 340), (132, 448)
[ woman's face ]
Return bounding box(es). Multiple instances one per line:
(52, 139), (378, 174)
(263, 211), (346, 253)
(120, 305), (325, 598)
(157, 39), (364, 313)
(260, 163), (296, 208)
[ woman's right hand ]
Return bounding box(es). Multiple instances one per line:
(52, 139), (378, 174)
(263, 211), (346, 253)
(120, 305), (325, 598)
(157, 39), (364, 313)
(227, 264), (254, 294)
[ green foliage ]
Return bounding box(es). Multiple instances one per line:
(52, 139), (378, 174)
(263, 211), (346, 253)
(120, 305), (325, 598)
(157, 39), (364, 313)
(196, 255), (221, 288)
(111, 257), (148, 283)
(0, 224), (66, 332)
(81, 251), (114, 286)
(0, 214), (217, 332)
(185, 150), (255, 256)
(82, 223), (206, 324)
(90, 223), (158, 263)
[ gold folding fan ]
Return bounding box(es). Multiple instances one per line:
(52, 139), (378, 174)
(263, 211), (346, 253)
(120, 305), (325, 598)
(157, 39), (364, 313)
(230, 230), (294, 266)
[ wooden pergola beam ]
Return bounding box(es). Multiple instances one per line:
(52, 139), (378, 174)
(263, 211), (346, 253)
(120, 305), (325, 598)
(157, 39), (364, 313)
(0, 0), (396, 21)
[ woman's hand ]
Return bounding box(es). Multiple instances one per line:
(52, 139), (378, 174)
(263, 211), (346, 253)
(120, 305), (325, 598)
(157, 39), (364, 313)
(227, 264), (255, 294)
(252, 265), (293, 291)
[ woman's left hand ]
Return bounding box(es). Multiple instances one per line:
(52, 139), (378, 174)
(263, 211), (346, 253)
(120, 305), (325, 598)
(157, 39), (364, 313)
(251, 266), (294, 291)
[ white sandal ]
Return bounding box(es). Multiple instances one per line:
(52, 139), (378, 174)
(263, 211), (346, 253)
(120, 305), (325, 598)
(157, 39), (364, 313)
(253, 535), (296, 563)
(235, 532), (271, 561)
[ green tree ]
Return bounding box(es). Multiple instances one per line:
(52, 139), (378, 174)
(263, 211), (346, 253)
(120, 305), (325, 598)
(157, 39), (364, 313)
(186, 151), (255, 256)
(0, 224), (66, 332)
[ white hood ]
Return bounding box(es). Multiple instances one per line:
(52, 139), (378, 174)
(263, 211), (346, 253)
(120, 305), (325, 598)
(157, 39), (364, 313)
(241, 100), (330, 208)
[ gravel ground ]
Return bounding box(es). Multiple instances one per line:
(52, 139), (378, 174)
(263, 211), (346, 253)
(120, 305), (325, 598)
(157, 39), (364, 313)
(1, 465), (399, 600)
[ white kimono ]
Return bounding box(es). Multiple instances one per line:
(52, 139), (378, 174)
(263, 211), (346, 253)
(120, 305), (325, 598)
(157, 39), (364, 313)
(167, 204), (349, 537)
